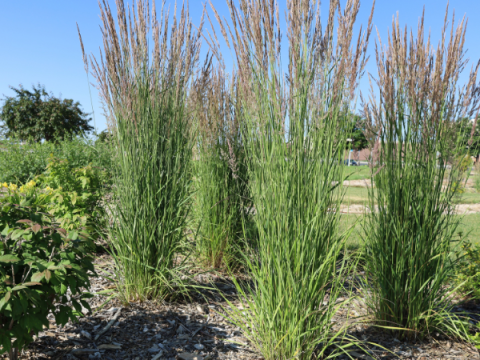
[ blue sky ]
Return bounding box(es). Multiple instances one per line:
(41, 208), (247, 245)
(1, 0), (479, 134)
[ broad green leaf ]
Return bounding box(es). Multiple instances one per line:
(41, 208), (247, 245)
(71, 192), (77, 205)
(31, 271), (45, 282)
(0, 255), (21, 263)
(12, 285), (28, 291)
(11, 229), (25, 240)
(0, 291), (12, 310)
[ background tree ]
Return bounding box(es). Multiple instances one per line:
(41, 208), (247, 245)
(346, 114), (369, 151)
(457, 118), (480, 163)
(0, 84), (93, 142)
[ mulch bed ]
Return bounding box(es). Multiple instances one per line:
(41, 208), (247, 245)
(4, 254), (480, 360)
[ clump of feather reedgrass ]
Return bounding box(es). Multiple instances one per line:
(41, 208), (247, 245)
(362, 7), (480, 340)
(79, 0), (204, 301)
(190, 62), (253, 270)
(209, 0), (374, 358)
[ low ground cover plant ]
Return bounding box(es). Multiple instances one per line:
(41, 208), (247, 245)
(0, 186), (95, 360)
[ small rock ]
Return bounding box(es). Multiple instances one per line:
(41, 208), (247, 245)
(194, 344), (205, 350)
(80, 330), (92, 340)
(143, 326), (149, 332)
(45, 351), (55, 356)
(196, 305), (207, 314)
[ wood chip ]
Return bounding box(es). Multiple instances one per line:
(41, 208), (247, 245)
(94, 307), (122, 341)
(98, 344), (122, 350)
(151, 351), (164, 360)
(177, 353), (204, 360)
(70, 349), (99, 354)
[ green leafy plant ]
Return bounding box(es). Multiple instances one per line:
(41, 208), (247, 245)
(37, 155), (109, 211)
(362, 8), (479, 340)
(0, 189), (95, 359)
(0, 136), (112, 185)
(454, 237), (480, 299)
(468, 322), (480, 349)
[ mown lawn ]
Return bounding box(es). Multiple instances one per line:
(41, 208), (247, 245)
(343, 165), (371, 180)
(340, 213), (480, 249)
(343, 186), (480, 205)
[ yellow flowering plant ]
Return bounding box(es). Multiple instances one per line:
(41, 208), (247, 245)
(34, 156), (109, 232)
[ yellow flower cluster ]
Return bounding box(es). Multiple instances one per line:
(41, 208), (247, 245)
(2, 182), (18, 191)
(2, 181), (38, 193)
(19, 180), (37, 193)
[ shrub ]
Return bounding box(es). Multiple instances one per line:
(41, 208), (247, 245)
(0, 140), (54, 184)
(36, 155), (110, 223)
(1, 155), (108, 234)
(0, 136), (112, 185)
(454, 237), (480, 299)
(362, 8), (479, 340)
(0, 187), (95, 360)
(80, 0), (204, 301)
(474, 162), (480, 192)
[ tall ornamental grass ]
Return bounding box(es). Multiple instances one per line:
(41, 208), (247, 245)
(362, 8), (480, 339)
(212, 0), (373, 358)
(191, 65), (252, 270)
(79, 0), (204, 301)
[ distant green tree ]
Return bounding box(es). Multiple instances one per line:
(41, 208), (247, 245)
(347, 114), (369, 151)
(95, 129), (112, 144)
(457, 118), (480, 163)
(0, 84), (93, 142)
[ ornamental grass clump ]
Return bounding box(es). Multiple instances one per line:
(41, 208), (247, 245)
(362, 7), (480, 340)
(191, 64), (252, 270)
(79, 0), (204, 301)
(211, 0), (373, 358)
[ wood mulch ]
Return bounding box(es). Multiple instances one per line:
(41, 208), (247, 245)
(3, 254), (480, 360)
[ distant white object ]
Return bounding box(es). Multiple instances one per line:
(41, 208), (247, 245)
(346, 139), (353, 166)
